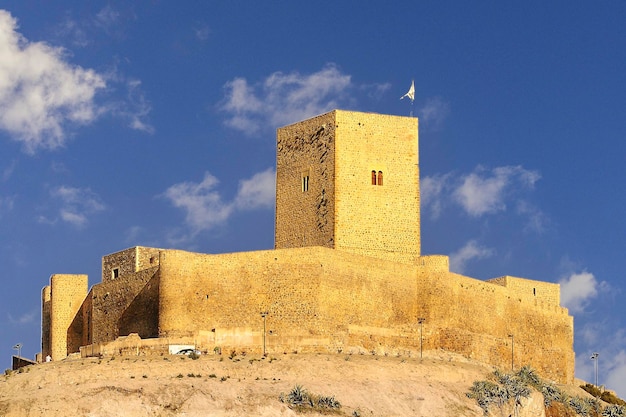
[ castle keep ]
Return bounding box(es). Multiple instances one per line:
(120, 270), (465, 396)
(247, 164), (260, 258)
(41, 110), (575, 383)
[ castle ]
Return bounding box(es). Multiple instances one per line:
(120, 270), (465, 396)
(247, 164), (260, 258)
(41, 110), (575, 383)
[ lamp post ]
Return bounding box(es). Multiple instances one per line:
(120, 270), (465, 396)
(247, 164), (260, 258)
(508, 334), (514, 371)
(260, 312), (268, 356)
(591, 352), (599, 388)
(417, 318), (425, 359)
(12, 343), (22, 359)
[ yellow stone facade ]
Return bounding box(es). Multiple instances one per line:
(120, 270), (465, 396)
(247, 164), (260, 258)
(41, 110), (575, 383)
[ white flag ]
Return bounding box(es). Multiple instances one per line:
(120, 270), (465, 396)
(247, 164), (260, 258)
(400, 80), (415, 102)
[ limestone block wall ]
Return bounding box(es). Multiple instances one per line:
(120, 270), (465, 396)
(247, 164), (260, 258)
(155, 246), (573, 382)
(276, 111), (336, 250)
(275, 110), (420, 265)
(488, 275), (561, 306)
(415, 268), (574, 383)
(90, 266), (159, 344)
(333, 111), (420, 264)
(102, 246), (161, 282)
(49, 274), (88, 360)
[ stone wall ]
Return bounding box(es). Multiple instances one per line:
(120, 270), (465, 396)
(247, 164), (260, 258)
(275, 111), (421, 265)
(91, 266), (159, 343)
(102, 246), (161, 282)
(334, 111), (420, 264)
(488, 275), (560, 305)
(154, 246), (573, 382)
(49, 274), (88, 360)
(275, 111), (336, 249)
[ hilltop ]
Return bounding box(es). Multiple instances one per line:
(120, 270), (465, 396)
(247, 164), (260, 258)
(0, 351), (589, 417)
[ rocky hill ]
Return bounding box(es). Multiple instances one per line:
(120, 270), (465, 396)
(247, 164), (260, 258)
(0, 351), (592, 416)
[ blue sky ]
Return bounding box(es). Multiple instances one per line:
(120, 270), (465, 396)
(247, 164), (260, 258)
(1, 1), (624, 395)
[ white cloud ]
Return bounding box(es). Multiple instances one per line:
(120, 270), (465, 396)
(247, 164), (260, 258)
(453, 165), (540, 217)
(114, 78), (154, 133)
(418, 96), (450, 130)
(194, 22), (210, 41)
(8, 310), (36, 324)
(421, 173), (450, 219)
(48, 185), (105, 227)
(449, 240), (495, 274)
(234, 168), (276, 210)
(604, 349), (626, 398)
(0, 10), (106, 153)
(163, 168), (276, 236)
(163, 172), (233, 234)
(575, 328), (626, 398)
(220, 64), (353, 135)
(559, 271), (608, 314)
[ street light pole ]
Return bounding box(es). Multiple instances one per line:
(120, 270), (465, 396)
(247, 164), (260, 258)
(591, 352), (599, 387)
(508, 334), (514, 371)
(260, 312), (268, 356)
(417, 318), (425, 359)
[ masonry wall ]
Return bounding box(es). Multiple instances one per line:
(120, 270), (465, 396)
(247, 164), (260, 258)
(156, 247), (573, 383)
(102, 246), (161, 282)
(488, 275), (560, 305)
(90, 266), (159, 344)
(415, 268), (574, 383)
(334, 111), (420, 264)
(275, 111), (336, 249)
(275, 110), (420, 264)
(49, 274), (88, 360)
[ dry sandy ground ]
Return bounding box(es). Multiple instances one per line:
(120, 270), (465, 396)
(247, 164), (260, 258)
(0, 350), (579, 417)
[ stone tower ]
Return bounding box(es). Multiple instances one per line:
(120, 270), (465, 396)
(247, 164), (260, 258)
(275, 110), (420, 264)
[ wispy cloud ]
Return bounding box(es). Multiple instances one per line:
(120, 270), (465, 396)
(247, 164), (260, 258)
(104, 78), (154, 133)
(163, 168), (275, 237)
(422, 165), (543, 230)
(454, 166), (540, 217)
(220, 64), (354, 135)
(449, 240), (495, 274)
(0, 9), (152, 153)
(8, 310), (36, 325)
(0, 10), (106, 153)
(194, 22), (210, 41)
(559, 271), (608, 314)
(420, 173), (451, 220)
(46, 185), (105, 227)
(575, 325), (626, 397)
(418, 96), (450, 130)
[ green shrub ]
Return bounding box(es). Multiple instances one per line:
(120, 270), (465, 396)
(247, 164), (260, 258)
(279, 385), (342, 412)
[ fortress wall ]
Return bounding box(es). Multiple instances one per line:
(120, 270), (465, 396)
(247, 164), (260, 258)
(136, 246), (162, 272)
(101, 246), (161, 283)
(41, 286), (51, 359)
(157, 247), (417, 347)
(275, 111), (336, 250)
(91, 266), (159, 344)
(102, 247), (137, 282)
(118, 269), (160, 339)
(415, 269), (574, 382)
(49, 274), (88, 360)
(487, 275), (561, 306)
(157, 248), (325, 338)
(334, 111), (420, 264)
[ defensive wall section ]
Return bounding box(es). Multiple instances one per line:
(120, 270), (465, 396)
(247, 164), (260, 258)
(42, 274), (88, 361)
(154, 246), (573, 383)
